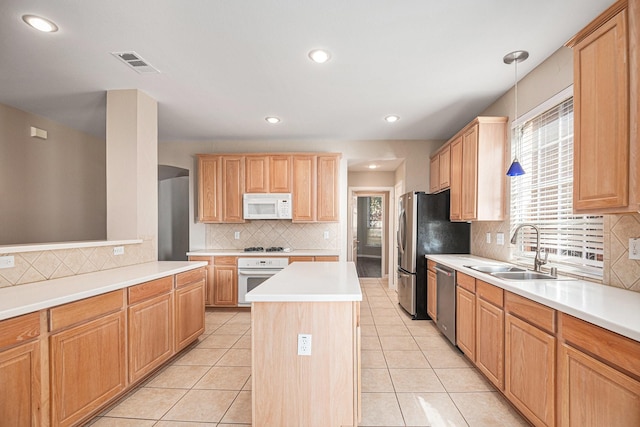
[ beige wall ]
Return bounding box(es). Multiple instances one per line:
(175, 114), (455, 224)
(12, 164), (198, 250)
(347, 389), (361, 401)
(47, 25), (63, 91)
(471, 47), (640, 292)
(348, 171), (395, 187)
(0, 103), (106, 245)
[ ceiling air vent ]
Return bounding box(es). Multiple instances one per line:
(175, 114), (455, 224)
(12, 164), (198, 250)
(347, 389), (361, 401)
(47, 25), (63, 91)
(111, 51), (160, 74)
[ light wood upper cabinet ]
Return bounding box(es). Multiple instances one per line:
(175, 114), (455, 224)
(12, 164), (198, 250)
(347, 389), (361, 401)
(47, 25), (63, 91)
(429, 144), (451, 193)
(269, 155), (292, 193)
(245, 155), (269, 193)
(292, 154), (318, 222)
(429, 155), (440, 193)
(317, 154), (340, 222)
(0, 313), (41, 426)
(445, 117), (506, 221)
(222, 155), (245, 222)
(567, 0), (639, 213)
(449, 136), (463, 220)
(197, 155), (222, 222)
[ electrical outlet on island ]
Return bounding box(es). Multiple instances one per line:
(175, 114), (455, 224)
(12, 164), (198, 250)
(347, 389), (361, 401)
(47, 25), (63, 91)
(298, 334), (312, 356)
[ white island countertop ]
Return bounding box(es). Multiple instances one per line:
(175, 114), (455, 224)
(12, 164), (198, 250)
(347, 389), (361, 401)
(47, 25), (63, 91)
(426, 254), (640, 342)
(0, 261), (207, 321)
(246, 262), (362, 302)
(187, 249), (338, 257)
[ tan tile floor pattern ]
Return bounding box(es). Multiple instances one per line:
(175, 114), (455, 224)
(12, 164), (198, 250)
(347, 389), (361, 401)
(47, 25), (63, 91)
(89, 278), (529, 426)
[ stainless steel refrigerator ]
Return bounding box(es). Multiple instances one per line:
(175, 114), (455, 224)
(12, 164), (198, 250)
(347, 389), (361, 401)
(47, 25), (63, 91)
(397, 190), (470, 319)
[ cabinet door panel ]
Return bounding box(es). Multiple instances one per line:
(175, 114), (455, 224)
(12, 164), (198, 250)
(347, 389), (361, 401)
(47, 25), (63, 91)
(213, 265), (238, 307)
(559, 343), (640, 427)
(0, 341), (40, 426)
(439, 146), (451, 189)
(456, 286), (475, 361)
(175, 281), (206, 351)
(222, 156), (245, 222)
(505, 314), (555, 427)
(292, 155), (317, 222)
(317, 155), (340, 222)
(476, 298), (504, 389)
(128, 293), (173, 383)
(427, 270), (437, 321)
(269, 155), (292, 193)
(461, 126), (478, 220)
(572, 10), (629, 211)
(429, 156), (439, 193)
(450, 137), (463, 220)
(198, 155), (222, 222)
(245, 155), (269, 193)
(50, 311), (126, 427)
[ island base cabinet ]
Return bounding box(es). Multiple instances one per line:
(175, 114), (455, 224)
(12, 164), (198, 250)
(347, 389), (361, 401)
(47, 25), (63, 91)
(50, 311), (126, 427)
(505, 314), (556, 427)
(251, 301), (359, 427)
(175, 281), (205, 352)
(0, 340), (41, 426)
(558, 343), (640, 427)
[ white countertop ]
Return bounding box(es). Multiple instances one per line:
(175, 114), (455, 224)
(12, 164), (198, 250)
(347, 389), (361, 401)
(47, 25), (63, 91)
(426, 254), (640, 342)
(245, 262), (362, 302)
(0, 261), (207, 321)
(187, 249), (339, 257)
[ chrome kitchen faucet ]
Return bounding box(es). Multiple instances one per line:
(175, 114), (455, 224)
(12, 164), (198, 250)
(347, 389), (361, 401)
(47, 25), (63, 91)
(510, 224), (548, 272)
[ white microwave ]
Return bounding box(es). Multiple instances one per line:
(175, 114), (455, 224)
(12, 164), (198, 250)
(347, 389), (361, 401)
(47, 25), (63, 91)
(243, 193), (292, 220)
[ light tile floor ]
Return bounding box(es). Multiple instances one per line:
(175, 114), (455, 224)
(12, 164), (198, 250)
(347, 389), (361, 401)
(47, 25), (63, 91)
(89, 277), (529, 427)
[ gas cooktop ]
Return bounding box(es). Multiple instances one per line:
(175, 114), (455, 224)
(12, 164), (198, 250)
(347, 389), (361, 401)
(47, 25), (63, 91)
(243, 246), (289, 252)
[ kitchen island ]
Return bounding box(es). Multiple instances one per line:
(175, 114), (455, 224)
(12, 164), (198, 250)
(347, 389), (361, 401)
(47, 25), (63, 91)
(245, 261), (362, 427)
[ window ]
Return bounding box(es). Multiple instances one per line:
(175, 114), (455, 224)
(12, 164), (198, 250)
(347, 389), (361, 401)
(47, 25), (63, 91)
(510, 91), (603, 276)
(366, 196), (382, 247)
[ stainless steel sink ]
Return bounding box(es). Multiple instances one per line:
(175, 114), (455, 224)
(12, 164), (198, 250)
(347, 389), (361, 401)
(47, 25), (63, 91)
(464, 265), (526, 273)
(491, 271), (558, 281)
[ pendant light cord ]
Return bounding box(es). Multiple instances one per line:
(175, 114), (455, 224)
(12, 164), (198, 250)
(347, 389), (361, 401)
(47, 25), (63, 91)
(514, 57), (519, 160)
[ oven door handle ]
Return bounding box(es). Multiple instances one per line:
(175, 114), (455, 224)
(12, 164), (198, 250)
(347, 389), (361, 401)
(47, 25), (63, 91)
(238, 269), (281, 276)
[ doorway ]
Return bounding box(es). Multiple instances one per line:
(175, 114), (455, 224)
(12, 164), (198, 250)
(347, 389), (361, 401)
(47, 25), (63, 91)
(348, 187), (393, 284)
(158, 165), (189, 261)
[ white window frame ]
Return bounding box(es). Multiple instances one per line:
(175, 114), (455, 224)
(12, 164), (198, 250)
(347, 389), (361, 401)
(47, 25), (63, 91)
(510, 86), (603, 278)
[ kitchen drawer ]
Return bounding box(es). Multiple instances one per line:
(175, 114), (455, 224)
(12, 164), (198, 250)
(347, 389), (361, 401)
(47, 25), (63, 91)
(0, 312), (40, 350)
(49, 290), (124, 332)
(505, 292), (556, 334)
(427, 260), (437, 272)
(476, 280), (503, 308)
(315, 256), (338, 262)
(457, 272), (476, 293)
(213, 256), (237, 266)
(128, 276), (173, 304)
(176, 267), (205, 288)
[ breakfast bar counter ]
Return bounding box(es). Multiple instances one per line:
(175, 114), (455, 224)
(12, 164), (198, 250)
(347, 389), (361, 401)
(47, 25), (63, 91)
(246, 262), (362, 427)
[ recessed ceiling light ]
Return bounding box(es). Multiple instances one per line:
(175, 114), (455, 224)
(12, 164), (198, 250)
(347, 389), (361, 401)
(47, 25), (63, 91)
(368, 164), (378, 169)
(22, 15), (58, 33)
(265, 117), (281, 124)
(308, 49), (331, 64)
(385, 115), (400, 123)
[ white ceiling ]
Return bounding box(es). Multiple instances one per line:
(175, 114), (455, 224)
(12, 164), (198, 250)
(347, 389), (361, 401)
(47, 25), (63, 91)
(0, 0), (612, 148)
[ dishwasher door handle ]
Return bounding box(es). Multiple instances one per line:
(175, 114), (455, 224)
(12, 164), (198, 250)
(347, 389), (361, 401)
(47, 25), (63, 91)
(434, 266), (452, 276)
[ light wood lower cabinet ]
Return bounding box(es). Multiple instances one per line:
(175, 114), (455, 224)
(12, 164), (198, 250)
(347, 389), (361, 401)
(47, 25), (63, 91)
(128, 277), (174, 384)
(427, 269), (437, 321)
(212, 256), (238, 307)
(188, 255), (215, 306)
(505, 292), (557, 427)
(252, 301), (360, 427)
(50, 309), (126, 427)
(175, 270), (206, 352)
(456, 286), (475, 361)
(0, 312), (41, 426)
(475, 280), (504, 390)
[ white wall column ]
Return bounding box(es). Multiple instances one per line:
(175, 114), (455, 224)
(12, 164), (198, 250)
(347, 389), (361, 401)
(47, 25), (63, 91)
(106, 89), (158, 255)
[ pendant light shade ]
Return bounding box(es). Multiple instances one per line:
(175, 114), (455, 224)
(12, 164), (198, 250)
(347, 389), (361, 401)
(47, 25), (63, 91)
(504, 50), (529, 177)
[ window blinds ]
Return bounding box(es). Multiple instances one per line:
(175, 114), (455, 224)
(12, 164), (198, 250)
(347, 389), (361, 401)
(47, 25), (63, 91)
(510, 97), (603, 274)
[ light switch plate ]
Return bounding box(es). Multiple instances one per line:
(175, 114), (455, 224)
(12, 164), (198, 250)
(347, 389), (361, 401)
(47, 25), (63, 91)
(234, 231), (240, 240)
(323, 231), (330, 240)
(486, 233), (491, 244)
(496, 233), (505, 245)
(630, 238), (640, 260)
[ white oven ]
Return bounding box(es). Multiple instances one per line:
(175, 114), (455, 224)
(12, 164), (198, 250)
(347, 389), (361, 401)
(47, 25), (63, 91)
(237, 257), (289, 306)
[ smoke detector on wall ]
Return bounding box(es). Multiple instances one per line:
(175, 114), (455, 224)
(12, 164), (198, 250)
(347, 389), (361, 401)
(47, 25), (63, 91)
(111, 51), (160, 74)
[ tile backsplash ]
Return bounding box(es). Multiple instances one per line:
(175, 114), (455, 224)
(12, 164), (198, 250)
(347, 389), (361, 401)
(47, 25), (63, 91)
(471, 213), (640, 293)
(205, 221), (340, 251)
(0, 238), (156, 288)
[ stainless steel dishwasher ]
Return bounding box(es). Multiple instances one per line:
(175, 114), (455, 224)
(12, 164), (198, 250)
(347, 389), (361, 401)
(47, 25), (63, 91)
(435, 264), (456, 345)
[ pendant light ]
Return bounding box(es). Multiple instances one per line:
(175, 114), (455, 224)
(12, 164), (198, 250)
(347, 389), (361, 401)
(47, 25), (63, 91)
(504, 50), (529, 176)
